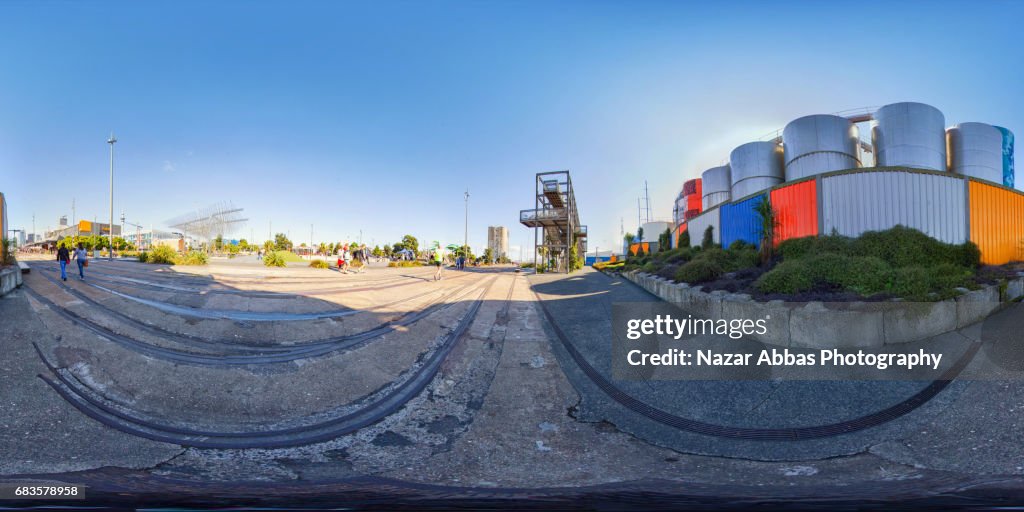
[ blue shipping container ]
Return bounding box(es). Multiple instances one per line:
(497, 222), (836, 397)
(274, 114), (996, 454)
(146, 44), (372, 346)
(719, 193), (766, 248)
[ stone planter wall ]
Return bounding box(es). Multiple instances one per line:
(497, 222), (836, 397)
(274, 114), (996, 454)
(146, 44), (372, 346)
(622, 270), (1024, 349)
(0, 265), (22, 297)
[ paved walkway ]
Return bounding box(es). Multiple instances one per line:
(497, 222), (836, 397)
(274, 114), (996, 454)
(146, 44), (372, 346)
(1, 261), (1022, 502)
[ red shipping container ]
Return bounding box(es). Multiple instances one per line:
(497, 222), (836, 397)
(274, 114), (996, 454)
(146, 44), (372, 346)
(770, 179), (818, 246)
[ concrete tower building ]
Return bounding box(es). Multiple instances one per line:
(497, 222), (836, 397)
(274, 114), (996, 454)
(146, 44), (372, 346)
(487, 226), (509, 261)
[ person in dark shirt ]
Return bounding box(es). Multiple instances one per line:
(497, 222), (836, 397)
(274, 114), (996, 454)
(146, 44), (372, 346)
(56, 244), (71, 281)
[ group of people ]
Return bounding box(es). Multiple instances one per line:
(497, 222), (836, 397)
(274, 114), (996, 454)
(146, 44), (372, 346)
(337, 243), (370, 273)
(55, 243), (89, 281)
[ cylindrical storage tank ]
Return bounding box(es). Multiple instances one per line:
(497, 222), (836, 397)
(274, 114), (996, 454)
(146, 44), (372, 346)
(872, 102), (946, 171)
(947, 122), (1003, 183)
(641, 221), (671, 243)
(729, 141), (784, 199)
(701, 165), (731, 210)
(783, 115), (860, 181)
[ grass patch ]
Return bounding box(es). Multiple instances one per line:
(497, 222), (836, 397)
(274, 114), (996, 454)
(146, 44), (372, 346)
(309, 259), (330, 269)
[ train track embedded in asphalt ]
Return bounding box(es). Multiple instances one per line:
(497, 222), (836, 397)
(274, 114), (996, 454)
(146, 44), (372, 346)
(25, 275), (493, 365)
(33, 274), (515, 449)
(532, 279), (980, 441)
(26, 267), (479, 352)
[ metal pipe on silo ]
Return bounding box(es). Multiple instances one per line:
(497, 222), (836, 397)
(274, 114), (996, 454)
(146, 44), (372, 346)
(783, 114), (860, 181)
(872, 102), (946, 171)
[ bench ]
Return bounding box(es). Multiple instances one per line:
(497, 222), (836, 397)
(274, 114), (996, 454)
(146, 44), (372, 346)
(17, 261), (29, 274)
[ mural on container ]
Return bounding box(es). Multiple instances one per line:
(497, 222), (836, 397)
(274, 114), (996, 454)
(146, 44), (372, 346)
(997, 126), (1015, 189)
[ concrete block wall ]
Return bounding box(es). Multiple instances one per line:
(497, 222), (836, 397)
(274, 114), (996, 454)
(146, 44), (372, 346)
(622, 270), (1020, 349)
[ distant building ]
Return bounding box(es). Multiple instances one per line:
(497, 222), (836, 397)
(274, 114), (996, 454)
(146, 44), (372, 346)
(487, 226), (509, 261)
(124, 229), (180, 251)
(45, 220), (122, 242)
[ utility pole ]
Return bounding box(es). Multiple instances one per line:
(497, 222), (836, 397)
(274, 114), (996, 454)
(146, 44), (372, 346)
(310, 223), (313, 259)
(72, 198), (76, 227)
(463, 189), (469, 257)
(107, 132), (117, 259)
(31, 213), (35, 244)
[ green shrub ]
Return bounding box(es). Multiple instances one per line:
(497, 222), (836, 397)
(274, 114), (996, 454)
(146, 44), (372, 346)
(678, 229), (691, 249)
(701, 226), (715, 250)
(777, 237), (816, 260)
(387, 260), (424, 267)
(674, 259), (724, 284)
(137, 251), (149, 263)
(642, 262), (660, 274)
(148, 245), (178, 264)
(724, 241), (759, 271)
(848, 225), (980, 269)
(177, 250), (209, 266)
(264, 251), (287, 267)
(309, 259), (330, 269)
(755, 261), (814, 294)
(693, 247), (729, 268)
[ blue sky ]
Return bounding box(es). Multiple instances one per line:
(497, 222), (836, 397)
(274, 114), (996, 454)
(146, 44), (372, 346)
(2, 0), (1021, 256)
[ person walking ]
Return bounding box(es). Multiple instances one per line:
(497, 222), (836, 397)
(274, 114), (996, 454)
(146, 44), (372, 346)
(56, 243), (71, 281)
(433, 248), (444, 281)
(73, 243), (88, 280)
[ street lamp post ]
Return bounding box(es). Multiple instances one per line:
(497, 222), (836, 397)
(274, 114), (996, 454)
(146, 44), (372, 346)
(107, 132), (117, 260)
(463, 189), (469, 258)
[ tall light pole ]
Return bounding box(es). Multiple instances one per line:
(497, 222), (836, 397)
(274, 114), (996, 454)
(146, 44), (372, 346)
(107, 132), (117, 259)
(463, 189), (469, 257)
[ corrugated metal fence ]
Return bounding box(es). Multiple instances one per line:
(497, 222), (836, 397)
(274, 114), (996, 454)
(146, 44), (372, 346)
(770, 179), (817, 245)
(969, 180), (1024, 265)
(685, 207), (721, 247)
(820, 170), (967, 244)
(720, 193), (766, 248)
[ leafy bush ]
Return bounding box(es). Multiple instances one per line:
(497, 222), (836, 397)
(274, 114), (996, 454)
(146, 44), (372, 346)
(642, 262), (659, 274)
(148, 245), (177, 264)
(674, 259), (724, 284)
(754, 260), (814, 294)
(177, 251), (209, 266)
(137, 251), (149, 263)
(758, 227), (979, 300)
(264, 251), (287, 267)
(309, 259), (330, 269)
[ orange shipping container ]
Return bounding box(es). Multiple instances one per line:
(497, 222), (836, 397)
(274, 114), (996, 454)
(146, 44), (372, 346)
(968, 180), (1024, 265)
(770, 179), (818, 246)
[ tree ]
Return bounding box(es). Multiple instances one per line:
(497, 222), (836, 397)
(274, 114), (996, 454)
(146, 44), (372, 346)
(482, 247), (493, 264)
(372, 245), (383, 257)
(658, 228), (672, 251)
(701, 226), (715, 250)
(238, 239), (249, 252)
(400, 234), (419, 254)
(274, 233), (292, 251)
(754, 196), (777, 264)
(214, 234), (224, 253)
(623, 232), (635, 247)
(678, 228), (691, 249)
(637, 227), (645, 242)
